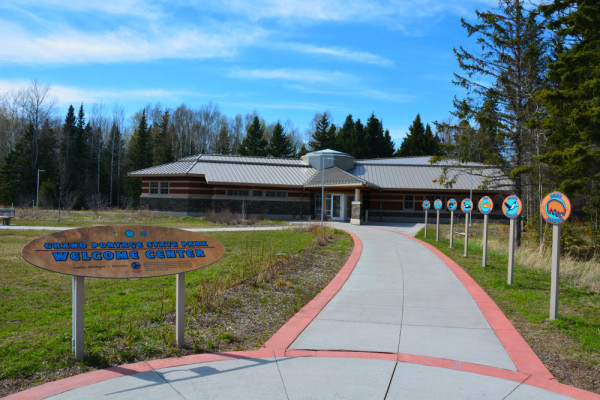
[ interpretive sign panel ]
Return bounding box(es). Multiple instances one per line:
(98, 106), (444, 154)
(478, 196), (494, 214)
(22, 225), (225, 279)
(541, 192), (571, 225)
(447, 198), (457, 211)
(461, 198), (473, 213)
(434, 199), (442, 210)
(422, 200), (430, 210)
(502, 195), (522, 219)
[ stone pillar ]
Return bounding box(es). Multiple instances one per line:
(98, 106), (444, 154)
(351, 188), (362, 225)
(351, 202), (362, 225)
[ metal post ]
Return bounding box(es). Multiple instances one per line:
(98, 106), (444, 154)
(72, 276), (84, 361)
(321, 157), (325, 225)
(424, 209), (428, 238)
(449, 211), (454, 248)
(464, 214), (469, 257)
(176, 272), (185, 347)
(436, 210), (440, 241)
(549, 225), (560, 320)
(508, 218), (515, 285)
(482, 214), (489, 266)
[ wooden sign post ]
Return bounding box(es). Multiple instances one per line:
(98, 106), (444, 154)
(502, 195), (522, 285)
(22, 225), (225, 361)
(422, 200), (430, 238)
(447, 199), (457, 248)
(478, 196), (494, 266)
(461, 198), (473, 257)
(434, 199), (443, 242)
(541, 192), (572, 320)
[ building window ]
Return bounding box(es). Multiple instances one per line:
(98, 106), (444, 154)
(160, 182), (169, 194)
(404, 195), (414, 210)
(266, 191), (286, 198)
(227, 190), (249, 196)
(252, 190), (263, 197)
(150, 182), (158, 194)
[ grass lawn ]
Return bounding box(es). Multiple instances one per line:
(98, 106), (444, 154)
(417, 225), (600, 394)
(0, 225), (353, 397)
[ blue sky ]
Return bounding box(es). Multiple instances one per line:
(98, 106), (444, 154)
(0, 0), (497, 147)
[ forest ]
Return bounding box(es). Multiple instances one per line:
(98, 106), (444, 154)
(0, 0), (598, 237)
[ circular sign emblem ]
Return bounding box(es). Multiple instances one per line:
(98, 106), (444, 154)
(502, 195), (522, 219)
(433, 199), (443, 210)
(461, 198), (473, 213)
(422, 200), (430, 210)
(540, 192), (571, 225)
(447, 198), (458, 211)
(478, 196), (494, 215)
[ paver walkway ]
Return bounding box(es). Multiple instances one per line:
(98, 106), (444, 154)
(4, 222), (599, 400)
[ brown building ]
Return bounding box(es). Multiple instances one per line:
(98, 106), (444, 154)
(129, 150), (512, 223)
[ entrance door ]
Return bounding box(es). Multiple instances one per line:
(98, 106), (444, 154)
(331, 194), (343, 221)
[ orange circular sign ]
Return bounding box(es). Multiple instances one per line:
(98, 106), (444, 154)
(478, 196), (494, 215)
(502, 195), (522, 219)
(22, 225), (225, 278)
(540, 192), (571, 225)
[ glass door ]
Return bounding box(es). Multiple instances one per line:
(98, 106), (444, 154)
(331, 194), (343, 220)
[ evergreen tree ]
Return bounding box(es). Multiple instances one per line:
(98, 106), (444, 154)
(128, 109), (153, 170)
(153, 110), (174, 164)
(397, 114), (428, 156)
(239, 116), (268, 156)
(297, 143), (309, 158)
(214, 124), (231, 155)
(105, 122), (123, 207)
(538, 0), (600, 224)
(364, 113), (394, 158)
(308, 113), (336, 151)
(336, 115), (355, 154)
(268, 121), (294, 158)
(0, 124), (36, 204)
(352, 119), (366, 158)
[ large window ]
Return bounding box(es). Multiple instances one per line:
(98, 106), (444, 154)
(227, 190), (249, 196)
(160, 182), (169, 194)
(150, 182), (158, 194)
(404, 195), (414, 210)
(266, 191), (286, 198)
(149, 181), (169, 195)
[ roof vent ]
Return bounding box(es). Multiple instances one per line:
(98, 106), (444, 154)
(301, 149), (355, 170)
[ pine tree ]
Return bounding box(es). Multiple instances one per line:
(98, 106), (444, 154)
(153, 110), (174, 164)
(268, 121), (294, 158)
(336, 115), (355, 154)
(352, 119), (366, 158)
(239, 116), (268, 156)
(308, 113), (336, 151)
(128, 109), (153, 170)
(538, 0), (600, 224)
(397, 114), (427, 156)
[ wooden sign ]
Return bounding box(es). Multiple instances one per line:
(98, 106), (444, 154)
(22, 225), (225, 279)
(541, 191), (571, 225)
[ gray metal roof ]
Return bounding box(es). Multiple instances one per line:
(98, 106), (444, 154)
(304, 167), (371, 188)
(357, 156), (490, 168)
(129, 153), (512, 191)
(349, 164), (512, 191)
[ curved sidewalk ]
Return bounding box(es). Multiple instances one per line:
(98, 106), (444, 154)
(5, 223), (599, 400)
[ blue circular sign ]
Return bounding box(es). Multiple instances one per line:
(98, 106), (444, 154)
(447, 198), (458, 211)
(423, 200), (430, 210)
(433, 199), (443, 210)
(461, 198), (473, 213)
(502, 195), (522, 219)
(478, 196), (494, 215)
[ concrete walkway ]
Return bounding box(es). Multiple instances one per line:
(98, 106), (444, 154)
(5, 223), (599, 400)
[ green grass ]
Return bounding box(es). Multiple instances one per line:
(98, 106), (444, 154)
(9, 208), (287, 228)
(0, 226), (351, 396)
(417, 226), (600, 392)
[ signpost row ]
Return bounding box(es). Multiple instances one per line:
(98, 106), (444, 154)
(422, 191), (571, 320)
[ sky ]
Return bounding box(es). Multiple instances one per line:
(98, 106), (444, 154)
(0, 0), (498, 147)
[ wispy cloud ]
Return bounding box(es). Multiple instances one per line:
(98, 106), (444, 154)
(227, 68), (352, 85)
(282, 43), (393, 67)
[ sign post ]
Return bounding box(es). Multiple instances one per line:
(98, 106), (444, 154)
(540, 191), (571, 320)
(461, 198), (473, 257)
(434, 199), (443, 241)
(478, 196), (494, 266)
(22, 225), (225, 361)
(502, 195), (522, 285)
(447, 199), (457, 248)
(422, 200), (430, 238)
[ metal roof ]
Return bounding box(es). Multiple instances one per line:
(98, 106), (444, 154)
(129, 153), (512, 191)
(349, 164), (512, 191)
(304, 167), (371, 188)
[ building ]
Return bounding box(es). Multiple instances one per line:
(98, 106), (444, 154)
(128, 149), (512, 223)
